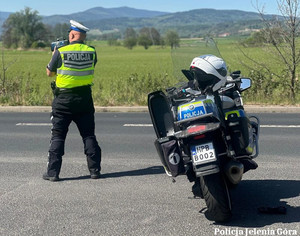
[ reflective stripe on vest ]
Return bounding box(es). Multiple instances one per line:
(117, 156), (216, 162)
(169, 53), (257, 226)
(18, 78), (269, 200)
(56, 44), (95, 88)
(57, 70), (94, 76)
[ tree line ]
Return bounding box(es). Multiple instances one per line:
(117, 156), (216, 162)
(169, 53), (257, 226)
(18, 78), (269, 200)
(122, 27), (179, 49)
(1, 7), (180, 50)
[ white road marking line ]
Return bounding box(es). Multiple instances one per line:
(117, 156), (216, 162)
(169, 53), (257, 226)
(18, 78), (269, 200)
(16, 123), (52, 126)
(261, 125), (300, 128)
(15, 123), (300, 128)
(123, 124), (300, 128)
(123, 124), (153, 127)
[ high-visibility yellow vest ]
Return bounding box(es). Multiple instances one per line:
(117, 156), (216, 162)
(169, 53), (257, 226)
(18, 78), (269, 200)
(56, 43), (96, 88)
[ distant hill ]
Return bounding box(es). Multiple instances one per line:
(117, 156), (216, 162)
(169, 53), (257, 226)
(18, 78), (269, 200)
(0, 11), (10, 19)
(0, 11), (11, 32)
(42, 7), (169, 25)
(0, 7), (276, 37)
(82, 8), (269, 37)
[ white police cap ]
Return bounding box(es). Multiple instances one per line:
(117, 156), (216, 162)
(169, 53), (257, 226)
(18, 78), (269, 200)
(70, 20), (89, 33)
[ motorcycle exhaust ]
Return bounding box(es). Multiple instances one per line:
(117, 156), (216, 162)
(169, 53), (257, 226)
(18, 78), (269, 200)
(225, 160), (244, 185)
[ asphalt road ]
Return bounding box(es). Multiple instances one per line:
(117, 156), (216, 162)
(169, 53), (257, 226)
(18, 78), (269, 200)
(0, 112), (299, 236)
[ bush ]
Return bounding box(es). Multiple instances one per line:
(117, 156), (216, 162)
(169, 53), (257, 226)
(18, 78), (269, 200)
(243, 70), (297, 104)
(31, 41), (46, 49)
(123, 38), (137, 50)
(0, 72), (51, 105)
(95, 72), (173, 106)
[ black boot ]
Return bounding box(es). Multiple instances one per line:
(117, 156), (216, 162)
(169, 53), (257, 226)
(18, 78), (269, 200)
(42, 173), (60, 182)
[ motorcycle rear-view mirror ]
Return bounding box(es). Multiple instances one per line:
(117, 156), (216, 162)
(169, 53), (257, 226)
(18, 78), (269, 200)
(240, 78), (251, 91)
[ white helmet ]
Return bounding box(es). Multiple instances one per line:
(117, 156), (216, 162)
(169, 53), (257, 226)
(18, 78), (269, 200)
(190, 54), (227, 89)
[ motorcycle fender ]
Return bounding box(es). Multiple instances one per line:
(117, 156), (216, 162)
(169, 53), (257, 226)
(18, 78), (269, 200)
(194, 163), (220, 177)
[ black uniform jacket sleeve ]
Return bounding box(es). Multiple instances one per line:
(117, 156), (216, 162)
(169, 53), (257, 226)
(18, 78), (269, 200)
(46, 50), (62, 72)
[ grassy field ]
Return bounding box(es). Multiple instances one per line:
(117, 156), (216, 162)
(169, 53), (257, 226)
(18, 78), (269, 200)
(0, 42), (175, 106)
(0, 38), (299, 106)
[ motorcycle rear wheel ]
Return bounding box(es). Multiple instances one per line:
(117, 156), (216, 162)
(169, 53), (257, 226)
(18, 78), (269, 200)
(200, 172), (232, 222)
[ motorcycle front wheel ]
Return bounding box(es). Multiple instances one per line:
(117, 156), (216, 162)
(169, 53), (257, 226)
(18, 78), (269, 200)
(200, 172), (232, 222)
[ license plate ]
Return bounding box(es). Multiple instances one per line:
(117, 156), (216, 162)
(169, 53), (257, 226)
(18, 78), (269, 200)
(191, 142), (216, 165)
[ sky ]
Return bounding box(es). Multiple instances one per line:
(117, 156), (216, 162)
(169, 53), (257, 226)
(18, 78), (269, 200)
(0, 0), (280, 16)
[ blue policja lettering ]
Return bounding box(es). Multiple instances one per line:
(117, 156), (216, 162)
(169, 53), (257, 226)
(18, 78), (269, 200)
(183, 110), (204, 119)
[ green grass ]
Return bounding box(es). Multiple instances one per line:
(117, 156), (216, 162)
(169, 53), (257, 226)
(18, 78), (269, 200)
(0, 38), (299, 105)
(92, 45), (175, 105)
(0, 45), (175, 105)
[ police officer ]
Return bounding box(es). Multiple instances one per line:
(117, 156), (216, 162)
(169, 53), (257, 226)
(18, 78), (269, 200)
(43, 20), (101, 181)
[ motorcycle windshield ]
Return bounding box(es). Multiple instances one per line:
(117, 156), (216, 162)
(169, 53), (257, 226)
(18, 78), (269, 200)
(148, 37), (224, 125)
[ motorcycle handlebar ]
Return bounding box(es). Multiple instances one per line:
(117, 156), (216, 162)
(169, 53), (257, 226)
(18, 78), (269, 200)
(226, 76), (241, 84)
(168, 74), (245, 99)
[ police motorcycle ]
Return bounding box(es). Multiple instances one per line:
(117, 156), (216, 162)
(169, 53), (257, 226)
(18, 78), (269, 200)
(148, 42), (260, 222)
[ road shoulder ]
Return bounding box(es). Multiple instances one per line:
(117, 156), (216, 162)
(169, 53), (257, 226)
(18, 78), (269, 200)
(0, 105), (300, 113)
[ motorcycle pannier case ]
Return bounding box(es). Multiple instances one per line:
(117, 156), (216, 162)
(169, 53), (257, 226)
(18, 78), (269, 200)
(154, 136), (185, 177)
(225, 109), (254, 156)
(148, 91), (184, 177)
(148, 91), (175, 138)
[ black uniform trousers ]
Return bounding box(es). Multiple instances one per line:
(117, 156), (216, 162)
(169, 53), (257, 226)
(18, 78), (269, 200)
(47, 86), (101, 177)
